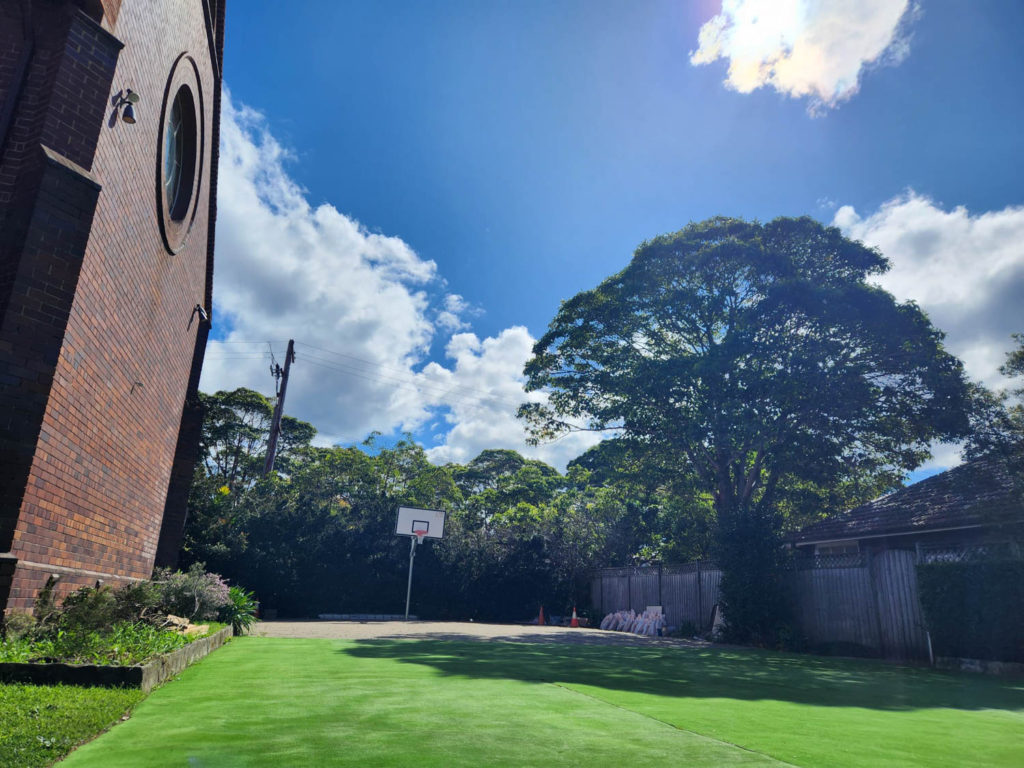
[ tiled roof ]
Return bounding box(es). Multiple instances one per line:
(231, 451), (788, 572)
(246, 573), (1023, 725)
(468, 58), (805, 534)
(793, 457), (1024, 544)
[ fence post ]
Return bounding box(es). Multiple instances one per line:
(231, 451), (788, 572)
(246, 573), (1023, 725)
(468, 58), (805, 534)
(696, 560), (703, 629)
(658, 562), (663, 607)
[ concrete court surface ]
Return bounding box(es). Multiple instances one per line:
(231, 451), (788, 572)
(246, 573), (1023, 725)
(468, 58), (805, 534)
(254, 619), (706, 647)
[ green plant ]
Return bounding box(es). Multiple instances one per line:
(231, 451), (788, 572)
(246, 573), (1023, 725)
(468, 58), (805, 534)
(113, 581), (163, 625)
(1, 612), (37, 641)
(220, 585), (258, 635)
(917, 559), (1024, 662)
(32, 575), (60, 627)
(154, 563), (231, 620)
(56, 586), (120, 632)
(0, 621), (195, 666)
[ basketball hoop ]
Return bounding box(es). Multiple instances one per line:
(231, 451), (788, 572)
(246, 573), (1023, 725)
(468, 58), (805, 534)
(395, 507), (445, 621)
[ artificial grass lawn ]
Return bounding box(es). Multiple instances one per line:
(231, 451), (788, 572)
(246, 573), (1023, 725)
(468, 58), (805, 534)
(59, 637), (1024, 767)
(0, 683), (144, 768)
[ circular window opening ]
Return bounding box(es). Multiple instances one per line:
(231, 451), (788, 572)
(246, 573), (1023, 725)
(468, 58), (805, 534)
(163, 86), (197, 221)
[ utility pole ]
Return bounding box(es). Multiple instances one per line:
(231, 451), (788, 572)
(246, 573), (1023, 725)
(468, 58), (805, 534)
(263, 339), (295, 476)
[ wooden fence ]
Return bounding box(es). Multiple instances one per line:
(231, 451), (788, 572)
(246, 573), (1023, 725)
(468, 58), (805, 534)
(590, 549), (929, 661)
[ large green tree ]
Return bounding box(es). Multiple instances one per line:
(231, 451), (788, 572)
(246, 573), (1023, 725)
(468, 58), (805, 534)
(967, 333), (1024, 461)
(520, 216), (973, 643)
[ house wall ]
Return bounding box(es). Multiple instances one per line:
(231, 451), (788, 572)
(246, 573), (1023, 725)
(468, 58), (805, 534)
(0, 0), (221, 613)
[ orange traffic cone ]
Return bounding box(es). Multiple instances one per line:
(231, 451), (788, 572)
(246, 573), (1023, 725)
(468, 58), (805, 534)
(538, 606), (545, 626)
(570, 606), (579, 628)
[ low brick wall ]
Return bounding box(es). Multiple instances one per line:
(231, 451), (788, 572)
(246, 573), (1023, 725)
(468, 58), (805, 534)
(0, 626), (232, 692)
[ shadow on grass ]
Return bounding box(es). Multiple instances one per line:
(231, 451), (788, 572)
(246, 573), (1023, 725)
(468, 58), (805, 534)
(342, 637), (1024, 713)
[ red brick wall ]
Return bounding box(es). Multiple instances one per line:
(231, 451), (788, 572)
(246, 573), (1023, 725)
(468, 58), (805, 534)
(2, 0), (221, 611)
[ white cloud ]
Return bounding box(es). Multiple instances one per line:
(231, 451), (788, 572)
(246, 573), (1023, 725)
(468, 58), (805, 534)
(834, 192), (1024, 471)
(203, 94), (437, 443)
(203, 93), (596, 470)
(435, 293), (473, 333)
(691, 0), (916, 113)
(419, 327), (604, 468)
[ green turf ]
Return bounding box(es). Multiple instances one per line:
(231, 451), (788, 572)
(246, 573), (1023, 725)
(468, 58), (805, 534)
(0, 683), (144, 768)
(58, 637), (1024, 767)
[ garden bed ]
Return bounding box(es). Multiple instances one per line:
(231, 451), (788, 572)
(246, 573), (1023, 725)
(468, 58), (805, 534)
(0, 625), (232, 692)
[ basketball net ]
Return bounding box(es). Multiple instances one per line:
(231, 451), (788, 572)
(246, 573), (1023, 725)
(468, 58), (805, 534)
(413, 529), (427, 546)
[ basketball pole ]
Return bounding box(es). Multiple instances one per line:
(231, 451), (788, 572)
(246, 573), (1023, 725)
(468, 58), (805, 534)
(404, 535), (418, 621)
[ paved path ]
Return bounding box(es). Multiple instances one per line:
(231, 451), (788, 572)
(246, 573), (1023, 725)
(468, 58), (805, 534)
(255, 619), (707, 647)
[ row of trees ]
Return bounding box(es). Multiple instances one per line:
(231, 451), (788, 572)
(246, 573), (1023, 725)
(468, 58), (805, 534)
(183, 216), (1022, 642)
(183, 391), (704, 620)
(181, 393), (882, 623)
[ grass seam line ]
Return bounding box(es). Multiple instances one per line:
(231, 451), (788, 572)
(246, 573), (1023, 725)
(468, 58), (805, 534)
(549, 682), (803, 768)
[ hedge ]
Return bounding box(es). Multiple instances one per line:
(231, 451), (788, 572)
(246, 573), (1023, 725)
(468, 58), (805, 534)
(916, 560), (1024, 662)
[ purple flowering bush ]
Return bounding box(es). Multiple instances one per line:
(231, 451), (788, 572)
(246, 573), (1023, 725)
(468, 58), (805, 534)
(153, 563), (231, 621)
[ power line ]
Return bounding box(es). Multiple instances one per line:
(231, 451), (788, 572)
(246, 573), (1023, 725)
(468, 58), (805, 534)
(298, 357), (528, 419)
(207, 339), (284, 345)
(295, 341), (537, 404)
(297, 350), (527, 409)
(204, 339), (592, 433)
(206, 337), (545, 418)
(209, 340), (521, 404)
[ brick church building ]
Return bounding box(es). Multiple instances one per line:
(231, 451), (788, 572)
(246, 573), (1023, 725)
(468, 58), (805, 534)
(0, 0), (224, 613)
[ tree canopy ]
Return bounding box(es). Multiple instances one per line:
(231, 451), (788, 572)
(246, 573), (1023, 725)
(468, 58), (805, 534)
(520, 216), (974, 642)
(966, 333), (1024, 465)
(521, 216), (971, 518)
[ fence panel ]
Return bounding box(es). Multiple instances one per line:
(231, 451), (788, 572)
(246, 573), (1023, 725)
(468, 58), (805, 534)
(629, 568), (661, 612)
(791, 565), (879, 650)
(871, 549), (929, 661)
(699, 569), (722, 630)
(593, 552), (930, 661)
(660, 569), (698, 629)
(595, 570), (630, 615)
(593, 564), (724, 631)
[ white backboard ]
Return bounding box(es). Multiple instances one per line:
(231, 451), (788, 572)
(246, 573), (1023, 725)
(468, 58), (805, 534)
(396, 507), (445, 539)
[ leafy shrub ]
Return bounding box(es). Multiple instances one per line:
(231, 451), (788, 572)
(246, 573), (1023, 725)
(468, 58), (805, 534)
(0, 621), (193, 666)
(1, 568), (238, 668)
(917, 559), (1024, 662)
(113, 581), (163, 624)
(219, 586), (258, 635)
(153, 563), (230, 620)
(1, 612), (38, 641)
(56, 586), (120, 632)
(50, 581), (163, 632)
(32, 575), (60, 627)
(715, 506), (796, 647)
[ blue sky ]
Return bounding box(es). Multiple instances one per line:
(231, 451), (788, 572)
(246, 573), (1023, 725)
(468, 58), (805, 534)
(201, 1), (1024, 476)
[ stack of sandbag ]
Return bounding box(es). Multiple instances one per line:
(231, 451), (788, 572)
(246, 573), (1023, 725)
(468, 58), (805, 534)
(600, 609), (634, 631)
(599, 608), (666, 637)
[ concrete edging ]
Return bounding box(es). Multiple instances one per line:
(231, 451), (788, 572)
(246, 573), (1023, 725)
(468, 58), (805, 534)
(0, 625), (233, 692)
